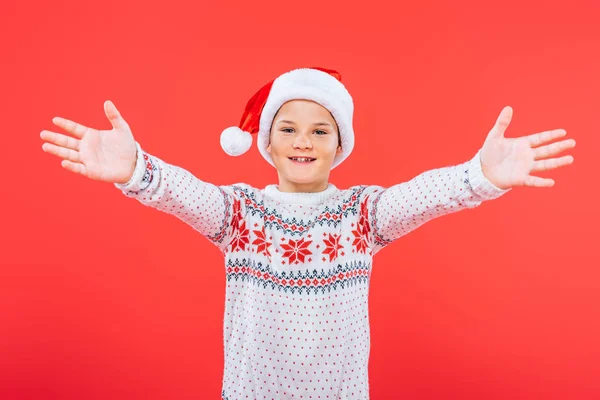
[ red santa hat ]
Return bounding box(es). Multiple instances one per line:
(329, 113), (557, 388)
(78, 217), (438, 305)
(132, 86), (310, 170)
(219, 67), (355, 170)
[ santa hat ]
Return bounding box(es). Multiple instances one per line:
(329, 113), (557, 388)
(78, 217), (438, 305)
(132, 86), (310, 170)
(220, 67), (355, 170)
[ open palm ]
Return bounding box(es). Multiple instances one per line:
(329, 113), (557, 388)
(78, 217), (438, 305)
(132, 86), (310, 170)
(40, 100), (137, 184)
(480, 106), (576, 190)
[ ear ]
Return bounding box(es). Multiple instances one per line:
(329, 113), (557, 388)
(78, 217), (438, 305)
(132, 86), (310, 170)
(336, 145), (343, 156)
(266, 143), (272, 154)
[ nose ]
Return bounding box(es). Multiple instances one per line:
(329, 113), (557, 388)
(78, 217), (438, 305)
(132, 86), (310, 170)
(292, 132), (313, 150)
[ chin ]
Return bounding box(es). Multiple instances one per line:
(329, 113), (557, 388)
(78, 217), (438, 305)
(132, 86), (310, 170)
(273, 159), (330, 186)
(286, 173), (319, 184)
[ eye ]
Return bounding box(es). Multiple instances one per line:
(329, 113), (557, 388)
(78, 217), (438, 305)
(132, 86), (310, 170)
(314, 130), (328, 135)
(281, 128), (294, 133)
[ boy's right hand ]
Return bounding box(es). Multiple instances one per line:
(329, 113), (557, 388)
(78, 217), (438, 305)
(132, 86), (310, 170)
(41, 100), (138, 184)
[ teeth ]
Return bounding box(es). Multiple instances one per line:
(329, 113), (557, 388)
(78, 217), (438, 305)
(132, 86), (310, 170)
(291, 157), (314, 162)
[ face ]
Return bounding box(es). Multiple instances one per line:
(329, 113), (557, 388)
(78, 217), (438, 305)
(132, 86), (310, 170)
(266, 100), (343, 193)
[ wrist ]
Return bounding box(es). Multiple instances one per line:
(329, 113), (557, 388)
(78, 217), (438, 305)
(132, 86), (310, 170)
(128, 149), (137, 180)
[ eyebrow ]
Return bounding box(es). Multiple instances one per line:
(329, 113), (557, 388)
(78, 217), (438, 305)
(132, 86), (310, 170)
(276, 120), (333, 127)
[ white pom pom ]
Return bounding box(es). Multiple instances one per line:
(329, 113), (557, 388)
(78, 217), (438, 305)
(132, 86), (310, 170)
(220, 127), (253, 156)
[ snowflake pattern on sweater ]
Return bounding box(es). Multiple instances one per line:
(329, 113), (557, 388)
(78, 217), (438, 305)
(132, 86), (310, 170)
(115, 141), (508, 399)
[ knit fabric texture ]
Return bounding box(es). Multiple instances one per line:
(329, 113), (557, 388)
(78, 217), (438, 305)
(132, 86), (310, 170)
(115, 141), (509, 399)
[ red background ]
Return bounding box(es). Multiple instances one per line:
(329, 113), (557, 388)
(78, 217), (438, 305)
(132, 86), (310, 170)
(2, 0), (599, 398)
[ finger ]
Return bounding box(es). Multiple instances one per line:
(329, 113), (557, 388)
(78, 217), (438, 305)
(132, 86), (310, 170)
(531, 155), (574, 172)
(524, 175), (555, 187)
(527, 129), (567, 147)
(488, 106), (513, 139)
(52, 116), (90, 139)
(61, 160), (87, 176)
(533, 138), (576, 159)
(40, 130), (80, 151)
(104, 100), (130, 131)
(534, 138), (576, 159)
(41, 142), (82, 163)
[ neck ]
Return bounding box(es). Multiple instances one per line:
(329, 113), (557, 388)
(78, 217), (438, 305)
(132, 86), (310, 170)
(265, 183), (337, 205)
(275, 174), (331, 193)
(276, 181), (329, 193)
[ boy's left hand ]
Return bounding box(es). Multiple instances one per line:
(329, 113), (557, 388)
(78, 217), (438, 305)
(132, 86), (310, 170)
(480, 106), (576, 190)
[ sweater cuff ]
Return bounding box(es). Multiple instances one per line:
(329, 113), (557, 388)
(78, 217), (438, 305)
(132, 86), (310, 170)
(466, 149), (511, 200)
(114, 141), (146, 192)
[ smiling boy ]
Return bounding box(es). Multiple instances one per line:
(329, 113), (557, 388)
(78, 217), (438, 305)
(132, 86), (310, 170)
(41, 67), (575, 399)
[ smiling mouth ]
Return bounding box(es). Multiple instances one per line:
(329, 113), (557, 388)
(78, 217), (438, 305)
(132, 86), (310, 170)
(288, 157), (316, 163)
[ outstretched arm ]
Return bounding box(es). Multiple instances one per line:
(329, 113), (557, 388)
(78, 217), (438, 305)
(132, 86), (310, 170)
(41, 100), (245, 252)
(362, 106), (576, 255)
(362, 150), (506, 255)
(114, 142), (244, 252)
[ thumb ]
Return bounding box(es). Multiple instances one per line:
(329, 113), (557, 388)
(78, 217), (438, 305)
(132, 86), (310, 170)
(104, 100), (130, 131)
(488, 106), (513, 139)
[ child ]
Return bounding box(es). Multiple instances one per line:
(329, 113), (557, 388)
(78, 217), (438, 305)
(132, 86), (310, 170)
(40, 67), (575, 399)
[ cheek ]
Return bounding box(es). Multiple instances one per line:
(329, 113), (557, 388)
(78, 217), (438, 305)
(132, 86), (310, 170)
(269, 136), (290, 154)
(267, 142), (286, 159)
(320, 139), (340, 156)
(268, 141), (280, 155)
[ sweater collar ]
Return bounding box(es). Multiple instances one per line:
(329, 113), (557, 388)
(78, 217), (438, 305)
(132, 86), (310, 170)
(264, 183), (338, 205)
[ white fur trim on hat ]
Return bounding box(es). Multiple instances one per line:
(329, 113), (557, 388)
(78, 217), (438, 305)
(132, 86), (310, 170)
(257, 68), (355, 170)
(220, 126), (253, 156)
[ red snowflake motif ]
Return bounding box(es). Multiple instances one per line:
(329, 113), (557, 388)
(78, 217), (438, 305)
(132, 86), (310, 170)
(359, 195), (371, 238)
(230, 198), (243, 231)
(280, 238), (313, 264)
(322, 233), (343, 262)
(352, 196), (371, 254)
(230, 220), (250, 252)
(252, 228), (271, 257)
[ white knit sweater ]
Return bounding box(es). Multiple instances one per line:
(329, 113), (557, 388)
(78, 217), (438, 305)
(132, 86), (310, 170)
(115, 142), (509, 400)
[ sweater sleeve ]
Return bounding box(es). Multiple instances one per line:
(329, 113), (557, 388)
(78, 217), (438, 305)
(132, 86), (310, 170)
(362, 149), (510, 255)
(113, 141), (246, 253)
